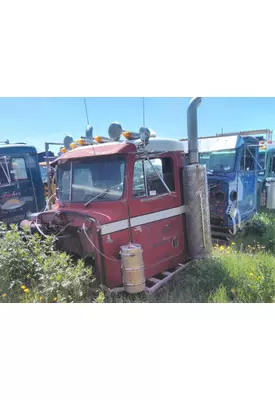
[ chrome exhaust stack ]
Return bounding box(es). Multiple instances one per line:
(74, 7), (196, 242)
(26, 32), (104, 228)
(183, 97), (212, 258)
(187, 97), (202, 165)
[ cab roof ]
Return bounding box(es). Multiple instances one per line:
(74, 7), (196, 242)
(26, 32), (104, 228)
(56, 141), (137, 162)
(181, 135), (259, 153)
(0, 144), (37, 154)
(52, 138), (186, 165)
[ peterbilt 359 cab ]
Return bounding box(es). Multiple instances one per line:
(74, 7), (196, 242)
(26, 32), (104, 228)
(22, 98), (212, 292)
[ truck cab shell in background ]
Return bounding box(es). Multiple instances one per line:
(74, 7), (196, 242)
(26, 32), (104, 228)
(0, 144), (45, 224)
(257, 146), (275, 208)
(183, 135), (260, 232)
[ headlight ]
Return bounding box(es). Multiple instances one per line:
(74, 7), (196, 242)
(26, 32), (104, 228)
(230, 190), (237, 202)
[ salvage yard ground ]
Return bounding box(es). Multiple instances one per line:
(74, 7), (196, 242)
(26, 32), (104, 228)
(1, 211), (275, 303)
(107, 211), (275, 303)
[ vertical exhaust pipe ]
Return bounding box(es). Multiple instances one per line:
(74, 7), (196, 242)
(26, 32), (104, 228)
(183, 96), (212, 259)
(187, 97), (202, 165)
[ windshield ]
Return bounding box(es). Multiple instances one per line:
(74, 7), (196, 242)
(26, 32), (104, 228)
(0, 156), (28, 186)
(57, 156), (126, 203)
(200, 149), (236, 173)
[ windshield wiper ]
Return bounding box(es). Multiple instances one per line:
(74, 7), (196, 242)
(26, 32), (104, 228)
(84, 188), (110, 207)
(84, 183), (123, 207)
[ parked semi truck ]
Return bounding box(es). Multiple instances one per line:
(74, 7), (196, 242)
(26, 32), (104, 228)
(181, 130), (271, 240)
(21, 98), (213, 293)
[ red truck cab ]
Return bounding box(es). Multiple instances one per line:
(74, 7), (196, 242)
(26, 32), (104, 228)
(38, 138), (189, 288)
(24, 98), (212, 292)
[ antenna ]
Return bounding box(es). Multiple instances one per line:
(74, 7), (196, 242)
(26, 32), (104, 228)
(84, 98), (89, 125)
(83, 98), (93, 140)
(142, 97), (145, 127)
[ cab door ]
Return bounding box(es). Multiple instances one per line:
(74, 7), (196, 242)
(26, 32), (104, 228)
(268, 152), (275, 177)
(0, 155), (31, 223)
(237, 146), (257, 220)
(128, 154), (186, 278)
(24, 152), (46, 211)
(0, 152), (45, 224)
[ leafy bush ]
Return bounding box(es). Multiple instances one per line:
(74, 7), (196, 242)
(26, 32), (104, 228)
(237, 211), (275, 253)
(244, 213), (271, 235)
(0, 224), (104, 303)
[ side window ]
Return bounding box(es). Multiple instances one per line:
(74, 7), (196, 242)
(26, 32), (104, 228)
(58, 166), (71, 201)
(240, 148), (255, 171)
(133, 160), (146, 198)
(11, 158), (28, 180)
(240, 149), (245, 170)
(0, 156), (10, 184)
(132, 157), (175, 198)
(270, 157), (275, 175)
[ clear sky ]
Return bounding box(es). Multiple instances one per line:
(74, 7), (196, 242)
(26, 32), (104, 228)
(0, 97), (275, 154)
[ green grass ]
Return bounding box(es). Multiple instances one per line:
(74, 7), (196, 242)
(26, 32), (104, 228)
(1, 211), (275, 303)
(105, 211), (275, 303)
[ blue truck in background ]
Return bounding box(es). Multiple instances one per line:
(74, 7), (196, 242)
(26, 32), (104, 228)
(0, 143), (45, 225)
(198, 135), (260, 239)
(181, 131), (263, 240)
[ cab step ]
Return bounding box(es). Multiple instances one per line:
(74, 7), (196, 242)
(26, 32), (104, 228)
(212, 237), (230, 246)
(101, 261), (193, 297)
(211, 229), (233, 246)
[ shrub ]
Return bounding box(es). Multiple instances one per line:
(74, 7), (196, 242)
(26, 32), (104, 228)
(0, 224), (104, 303)
(237, 211), (275, 254)
(244, 213), (270, 235)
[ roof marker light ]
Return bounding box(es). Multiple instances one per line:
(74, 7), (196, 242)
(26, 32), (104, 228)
(77, 138), (86, 146)
(123, 132), (132, 139)
(94, 136), (114, 144)
(123, 131), (141, 140)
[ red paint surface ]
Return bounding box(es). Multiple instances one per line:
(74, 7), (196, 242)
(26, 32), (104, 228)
(127, 153), (186, 279)
(54, 199), (128, 226)
(55, 142), (137, 162)
(39, 150), (188, 288)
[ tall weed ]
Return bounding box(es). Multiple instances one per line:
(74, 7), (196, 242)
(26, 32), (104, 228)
(0, 224), (104, 303)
